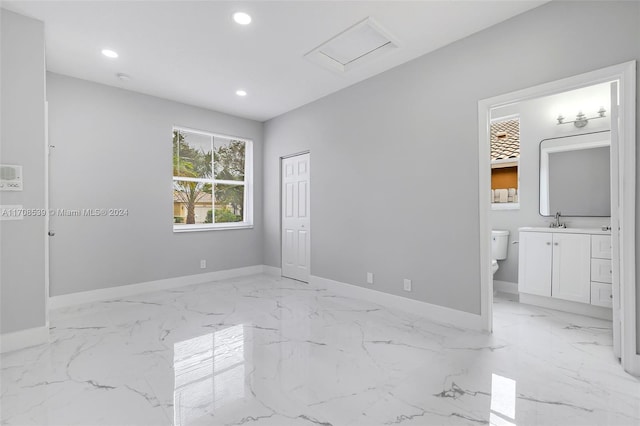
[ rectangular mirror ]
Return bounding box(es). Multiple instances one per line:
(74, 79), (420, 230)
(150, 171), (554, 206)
(539, 131), (610, 217)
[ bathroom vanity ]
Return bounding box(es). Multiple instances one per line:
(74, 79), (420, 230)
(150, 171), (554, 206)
(518, 227), (612, 318)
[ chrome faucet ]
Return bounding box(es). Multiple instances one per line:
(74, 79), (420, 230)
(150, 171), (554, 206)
(551, 211), (566, 228)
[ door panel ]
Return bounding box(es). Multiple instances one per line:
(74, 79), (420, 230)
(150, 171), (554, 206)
(298, 181), (307, 217)
(298, 230), (308, 267)
(284, 229), (295, 266)
(518, 232), (552, 297)
(281, 153), (310, 282)
(285, 183), (294, 217)
(551, 233), (591, 303)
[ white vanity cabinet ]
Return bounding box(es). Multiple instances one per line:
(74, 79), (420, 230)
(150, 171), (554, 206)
(518, 231), (590, 303)
(518, 228), (611, 309)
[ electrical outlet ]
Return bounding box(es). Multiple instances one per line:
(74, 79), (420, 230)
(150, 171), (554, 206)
(403, 279), (412, 292)
(366, 272), (374, 284)
(200, 259), (206, 269)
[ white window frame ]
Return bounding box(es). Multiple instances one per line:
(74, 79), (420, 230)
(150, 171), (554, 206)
(490, 115), (520, 211)
(172, 126), (253, 232)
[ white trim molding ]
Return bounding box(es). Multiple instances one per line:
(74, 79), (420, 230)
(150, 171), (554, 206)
(478, 60), (638, 375)
(310, 275), (483, 331)
(491, 203), (520, 211)
(0, 325), (49, 354)
(262, 265), (283, 276)
(49, 265), (265, 309)
(493, 280), (518, 295)
(520, 293), (612, 321)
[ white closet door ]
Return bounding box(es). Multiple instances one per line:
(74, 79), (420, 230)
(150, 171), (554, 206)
(281, 153), (310, 282)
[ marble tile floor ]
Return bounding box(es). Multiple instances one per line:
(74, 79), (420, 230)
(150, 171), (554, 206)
(1, 274), (639, 426)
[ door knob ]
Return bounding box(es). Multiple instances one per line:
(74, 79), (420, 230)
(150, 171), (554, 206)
(48, 231), (55, 237)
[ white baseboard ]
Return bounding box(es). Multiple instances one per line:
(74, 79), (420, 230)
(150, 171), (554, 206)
(519, 293), (613, 321)
(50, 265), (265, 309)
(0, 325), (49, 354)
(493, 280), (518, 295)
(629, 354), (640, 377)
(262, 265), (282, 276)
(310, 275), (483, 331)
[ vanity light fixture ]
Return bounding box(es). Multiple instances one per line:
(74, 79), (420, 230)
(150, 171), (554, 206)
(557, 107), (606, 128)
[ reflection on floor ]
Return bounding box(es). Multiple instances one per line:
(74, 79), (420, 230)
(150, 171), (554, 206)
(1, 274), (638, 425)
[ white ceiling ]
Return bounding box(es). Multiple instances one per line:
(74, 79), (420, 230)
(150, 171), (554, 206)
(3, 1), (548, 122)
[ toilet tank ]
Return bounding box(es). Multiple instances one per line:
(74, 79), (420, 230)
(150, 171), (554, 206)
(491, 230), (510, 260)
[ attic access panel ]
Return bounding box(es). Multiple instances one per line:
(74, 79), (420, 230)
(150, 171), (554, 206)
(305, 17), (399, 73)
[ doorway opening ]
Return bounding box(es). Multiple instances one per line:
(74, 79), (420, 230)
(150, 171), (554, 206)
(478, 61), (638, 375)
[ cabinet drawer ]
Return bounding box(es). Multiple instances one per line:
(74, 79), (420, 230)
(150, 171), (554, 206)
(591, 235), (611, 259)
(591, 258), (612, 283)
(591, 282), (612, 308)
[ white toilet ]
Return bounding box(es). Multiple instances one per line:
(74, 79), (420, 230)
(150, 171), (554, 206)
(491, 230), (510, 274)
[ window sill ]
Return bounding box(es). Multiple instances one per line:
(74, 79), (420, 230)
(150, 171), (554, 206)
(492, 203), (520, 211)
(173, 223), (254, 233)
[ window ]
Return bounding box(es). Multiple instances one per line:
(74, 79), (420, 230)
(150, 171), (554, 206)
(490, 117), (520, 210)
(173, 127), (252, 231)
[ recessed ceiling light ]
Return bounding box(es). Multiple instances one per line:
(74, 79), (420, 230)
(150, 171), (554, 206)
(101, 49), (118, 58)
(233, 12), (252, 25)
(236, 89), (247, 97)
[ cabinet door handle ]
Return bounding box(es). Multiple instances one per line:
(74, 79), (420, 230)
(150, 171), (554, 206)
(554, 242), (559, 246)
(546, 242), (551, 245)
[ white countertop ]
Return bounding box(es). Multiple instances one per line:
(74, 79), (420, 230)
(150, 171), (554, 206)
(519, 226), (611, 235)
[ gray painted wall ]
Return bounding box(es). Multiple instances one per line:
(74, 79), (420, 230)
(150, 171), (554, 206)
(491, 88), (612, 284)
(263, 1), (640, 319)
(0, 10), (47, 333)
(46, 73), (263, 296)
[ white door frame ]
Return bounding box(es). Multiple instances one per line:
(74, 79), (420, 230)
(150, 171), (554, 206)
(477, 61), (638, 375)
(280, 151), (311, 281)
(44, 101), (50, 328)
